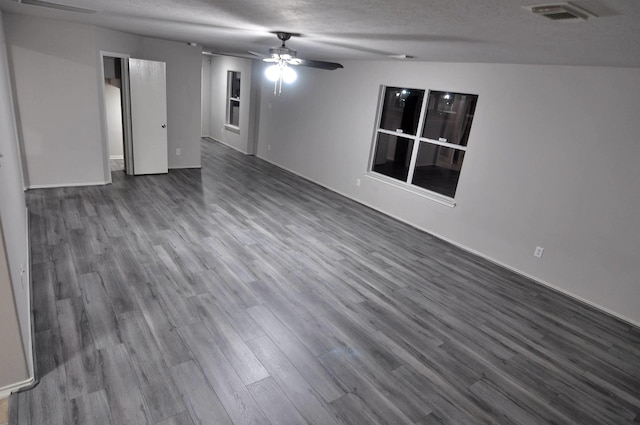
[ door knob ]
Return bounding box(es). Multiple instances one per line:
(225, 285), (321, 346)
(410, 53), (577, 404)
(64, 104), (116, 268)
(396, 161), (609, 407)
(161, 124), (166, 128)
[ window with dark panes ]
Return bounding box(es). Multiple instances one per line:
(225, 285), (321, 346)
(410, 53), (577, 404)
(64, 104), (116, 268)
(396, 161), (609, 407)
(226, 71), (241, 128)
(369, 86), (478, 200)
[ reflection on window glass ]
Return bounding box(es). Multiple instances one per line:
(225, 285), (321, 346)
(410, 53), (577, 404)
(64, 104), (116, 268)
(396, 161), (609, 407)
(422, 91), (477, 146)
(379, 87), (425, 135)
(412, 143), (465, 198)
(230, 72), (241, 98)
(229, 100), (240, 127)
(372, 133), (415, 181)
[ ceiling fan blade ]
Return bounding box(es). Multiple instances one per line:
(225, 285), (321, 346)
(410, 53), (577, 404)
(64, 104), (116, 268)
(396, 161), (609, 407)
(18, 0), (97, 13)
(296, 59), (343, 70)
(248, 51), (269, 59)
(206, 51), (257, 60)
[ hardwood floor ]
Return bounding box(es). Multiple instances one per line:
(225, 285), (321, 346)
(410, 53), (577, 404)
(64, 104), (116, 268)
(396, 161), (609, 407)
(10, 139), (640, 424)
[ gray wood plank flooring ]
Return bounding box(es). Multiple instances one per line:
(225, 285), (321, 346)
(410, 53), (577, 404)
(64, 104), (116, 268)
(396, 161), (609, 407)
(10, 138), (640, 424)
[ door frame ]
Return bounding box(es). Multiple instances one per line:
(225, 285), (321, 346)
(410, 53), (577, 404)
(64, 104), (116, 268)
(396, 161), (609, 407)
(99, 51), (134, 182)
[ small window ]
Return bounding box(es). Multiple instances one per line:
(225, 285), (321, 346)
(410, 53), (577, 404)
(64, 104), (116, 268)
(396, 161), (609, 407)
(226, 71), (241, 128)
(369, 86), (478, 200)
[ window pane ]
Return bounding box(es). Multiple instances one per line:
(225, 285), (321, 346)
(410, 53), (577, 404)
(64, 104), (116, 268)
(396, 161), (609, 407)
(372, 133), (414, 181)
(379, 87), (425, 135)
(230, 71), (241, 98)
(422, 91), (477, 146)
(229, 100), (240, 126)
(412, 142), (465, 197)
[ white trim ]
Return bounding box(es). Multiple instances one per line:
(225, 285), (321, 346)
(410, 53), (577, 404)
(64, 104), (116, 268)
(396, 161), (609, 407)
(204, 137), (248, 155)
(365, 171), (456, 207)
(418, 137), (468, 151)
(260, 155), (640, 330)
(109, 155), (124, 160)
(0, 377), (34, 399)
(23, 208), (33, 377)
(224, 124), (240, 134)
(28, 181), (108, 189)
(169, 165), (202, 170)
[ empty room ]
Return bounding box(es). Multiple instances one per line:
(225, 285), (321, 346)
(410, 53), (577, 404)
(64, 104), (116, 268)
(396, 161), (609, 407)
(0, 1), (639, 424)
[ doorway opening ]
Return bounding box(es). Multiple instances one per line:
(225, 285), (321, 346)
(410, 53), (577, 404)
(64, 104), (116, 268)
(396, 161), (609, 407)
(101, 52), (134, 179)
(103, 57), (125, 172)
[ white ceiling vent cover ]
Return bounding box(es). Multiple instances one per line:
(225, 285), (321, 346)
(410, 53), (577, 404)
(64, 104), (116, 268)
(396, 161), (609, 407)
(528, 3), (595, 21)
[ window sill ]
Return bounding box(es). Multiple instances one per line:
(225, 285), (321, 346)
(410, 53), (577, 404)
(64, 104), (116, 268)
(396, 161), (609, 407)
(224, 124), (240, 134)
(365, 172), (456, 208)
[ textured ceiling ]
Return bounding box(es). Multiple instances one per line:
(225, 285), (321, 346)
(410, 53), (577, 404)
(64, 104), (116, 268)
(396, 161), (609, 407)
(1, 0), (639, 67)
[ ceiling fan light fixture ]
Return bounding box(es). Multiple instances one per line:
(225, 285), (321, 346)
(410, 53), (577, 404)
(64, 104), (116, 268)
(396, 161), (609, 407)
(282, 66), (297, 84)
(265, 64), (282, 82)
(264, 61), (297, 95)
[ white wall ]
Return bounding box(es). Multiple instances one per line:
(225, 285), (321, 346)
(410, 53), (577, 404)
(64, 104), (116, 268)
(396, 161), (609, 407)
(201, 56), (211, 136)
(0, 10), (31, 391)
(5, 14), (106, 187)
(256, 61), (640, 325)
(207, 55), (255, 154)
(140, 37), (202, 169)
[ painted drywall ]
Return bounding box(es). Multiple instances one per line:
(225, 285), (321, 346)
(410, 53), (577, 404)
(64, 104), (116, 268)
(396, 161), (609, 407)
(105, 82), (124, 158)
(256, 60), (640, 325)
(0, 10), (31, 388)
(140, 37), (202, 169)
(201, 56), (211, 136)
(4, 14), (106, 187)
(207, 55), (254, 154)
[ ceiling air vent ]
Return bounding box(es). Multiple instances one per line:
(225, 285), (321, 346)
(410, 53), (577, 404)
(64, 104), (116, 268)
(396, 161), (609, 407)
(528, 3), (595, 21)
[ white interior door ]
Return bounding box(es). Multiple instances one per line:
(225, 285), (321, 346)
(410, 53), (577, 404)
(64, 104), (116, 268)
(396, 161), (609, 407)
(129, 58), (168, 175)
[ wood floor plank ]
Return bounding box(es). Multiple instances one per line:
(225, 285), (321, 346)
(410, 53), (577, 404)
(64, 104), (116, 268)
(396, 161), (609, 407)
(170, 361), (233, 425)
(98, 344), (151, 425)
(246, 336), (342, 425)
(246, 377), (309, 425)
(155, 411), (195, 425)
(79, 272), (122, 350)
(247, 305), (344, 403)
(177, 323), (271, 425)
(56, 297), (102, 400)
(69, 390), (114, 425)
(118, 312), (185, 422)
(190, 294), (269, 385)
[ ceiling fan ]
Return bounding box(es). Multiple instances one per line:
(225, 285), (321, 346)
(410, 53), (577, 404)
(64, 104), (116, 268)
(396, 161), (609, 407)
(250, 32), (344, 94)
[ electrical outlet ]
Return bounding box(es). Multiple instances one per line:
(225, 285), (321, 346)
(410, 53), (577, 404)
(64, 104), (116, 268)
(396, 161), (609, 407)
(356, 178), (361, 187)
(176, 148), (181, 156)
(267, 145), (271, 151)
(534, 246), (544, 258)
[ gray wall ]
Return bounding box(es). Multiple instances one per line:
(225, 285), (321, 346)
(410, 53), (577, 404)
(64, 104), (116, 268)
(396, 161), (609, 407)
(255, 61), (640, 325)
(207, 55), (255, 154)
(3, 13), (202, 188)
(0, 10), (31, 392)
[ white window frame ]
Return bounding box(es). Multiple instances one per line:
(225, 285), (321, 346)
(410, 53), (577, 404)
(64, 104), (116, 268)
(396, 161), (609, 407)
(367, 85), (477, 207)
(225, 70), (241, 132)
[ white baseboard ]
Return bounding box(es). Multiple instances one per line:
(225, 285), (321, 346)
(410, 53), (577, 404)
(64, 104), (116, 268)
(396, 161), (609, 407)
(204, 137), (249, 155)
(0, 377), (35, 399)
(28, 181), (108, 189)
(169, 165), (202, 170)
(109, 155), (124, 160)
(259, 156), (640, 330)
